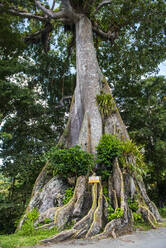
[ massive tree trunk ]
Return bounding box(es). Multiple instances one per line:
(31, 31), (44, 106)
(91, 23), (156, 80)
(19, 15), (161, 242)
(59, 16), (103, 152)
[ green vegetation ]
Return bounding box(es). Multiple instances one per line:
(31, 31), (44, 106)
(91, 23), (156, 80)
(134, 222), (152, 231)
(96, 134), (146, 179)
(133, 212), (144, 223)
(96, 134), (123, 168)
(44, 218), (52, 224)
(128, 198), (144, 224)
(120, 139), (147, 177)
(159, 206), (166, 218)
(158, 220), (166, 228)
(0, 0), (166, 235)
(63, 187), (74, 205)
(128, 199), (139, 212)
(108, 208), (123, 221)
(0, 227), (58, 248)
(96, 91), (116, 118)
(19, 209), (40, 236)
(115, 76), (166, 206)
(47, 145), (94, 179)
(0, 208), (58, 248)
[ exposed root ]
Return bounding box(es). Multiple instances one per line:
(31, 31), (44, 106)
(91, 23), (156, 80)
(136, 179), (161, 222)
(112, 158), (125, 210)
(108, 177), (118, 209)
(92, 218), (121, 239)
(92, 159), (132, 240)
(31, 155), (160, 244)
(42, 182), (99, 243)
(85, 183), (103, 238)
(54, 176), (86, 229)
(17, 161), (50, 229)
(35, 223), (54, 230)
(73, 183), (98, 236)
(42, 229), (77, 243)
(139, 205), (157, 229)
(40, 167), (160, 244)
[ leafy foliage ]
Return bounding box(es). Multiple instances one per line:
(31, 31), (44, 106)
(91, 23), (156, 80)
(47, 146), (94, 179)
(18, 209), (40, 236)
(133, 212), (144, 224)
(128, 199), (139, 212)
(96, 134), (123, 168)
(0, 18), (75, 234)
(44, 218), (51, 224)
(96, 134), (147, 179)
(120, 139), (147, 177)
(0, 0), (166, 234)
(128, 198), (144, 224)
(96, 91), (116, 119)
(115, 76), (166, 205)
(159, 206), (166, 218)
(108, 208), (123, 221)
(63, 187), (74, 205)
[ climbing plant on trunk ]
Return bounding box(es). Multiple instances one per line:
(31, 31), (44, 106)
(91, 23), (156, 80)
(1, 0), (165, 242)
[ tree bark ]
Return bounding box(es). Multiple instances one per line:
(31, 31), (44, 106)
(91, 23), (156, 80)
(62, 16), (102, 153)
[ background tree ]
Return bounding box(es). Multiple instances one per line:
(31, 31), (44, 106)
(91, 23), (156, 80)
(113, 76), (166, 207)
(0, 10), (74, 233)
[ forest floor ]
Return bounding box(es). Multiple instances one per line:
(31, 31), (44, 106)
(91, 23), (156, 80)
(23, 226), (166, 248)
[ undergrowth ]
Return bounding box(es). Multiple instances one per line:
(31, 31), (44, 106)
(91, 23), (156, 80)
(0, 209), (58, 248)
(63, 187), (74, 205)
(159, 206), (166, 218)
(0, 227), (58, 248)
(46, 145), (94, 178)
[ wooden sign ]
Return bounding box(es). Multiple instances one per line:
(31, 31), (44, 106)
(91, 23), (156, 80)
(88, 176), (100, 183)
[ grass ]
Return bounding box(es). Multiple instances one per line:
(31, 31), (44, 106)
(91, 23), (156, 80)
(134, 222), (152, 231)
(157, 218), (166, 228)
(134, 206), (166, 231)
(0, 227), (58, 248)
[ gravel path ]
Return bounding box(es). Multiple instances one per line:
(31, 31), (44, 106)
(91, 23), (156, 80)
(25, 227), (166, 248)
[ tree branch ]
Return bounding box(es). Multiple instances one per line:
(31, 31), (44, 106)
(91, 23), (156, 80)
(60, 96), (72, 106)
(25, 22), (53, 53)
(96, 0), (111, 12)
(55, 96), (72, 108)
(0, 1), (80, 24)
(51, 0), (56, 10)
(34, 0), (65, 19)
(0, 3), (47, 21)
(35, 0), (81, 22)
(92, 22), (118, 43)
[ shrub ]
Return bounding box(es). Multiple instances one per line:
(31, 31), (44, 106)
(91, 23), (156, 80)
(133, 212), (144, 223)
(47, 145), (94, 179)
(108, 208), (123, 221)
(18, 209), (40, 236)
(96, 134), (146, 179)
(44, 218), (51, 224)
(128, 199), (139, 212)
(121, 139), (147, 176)
(96, 134), (123, 169)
